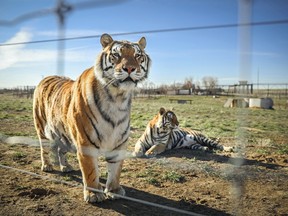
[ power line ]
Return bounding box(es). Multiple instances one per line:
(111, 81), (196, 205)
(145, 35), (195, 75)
(1, 19), (288, 47)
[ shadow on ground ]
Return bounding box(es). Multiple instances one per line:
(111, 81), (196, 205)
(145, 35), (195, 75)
(159, 149), (286, 170)
(50, 169), (231, 216)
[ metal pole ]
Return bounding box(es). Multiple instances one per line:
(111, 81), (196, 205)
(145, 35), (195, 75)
(55, 0), (72, 76)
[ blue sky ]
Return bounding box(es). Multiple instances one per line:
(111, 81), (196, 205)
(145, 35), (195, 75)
(0, 0), (287, 88)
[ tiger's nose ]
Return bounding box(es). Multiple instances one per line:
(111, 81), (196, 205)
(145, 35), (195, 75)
(123, 66), (136, 74)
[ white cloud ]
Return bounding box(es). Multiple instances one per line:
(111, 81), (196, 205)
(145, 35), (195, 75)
(0, 28), (98, 71)
(0, 28), (32, 70)
(15, 48), (96, 64)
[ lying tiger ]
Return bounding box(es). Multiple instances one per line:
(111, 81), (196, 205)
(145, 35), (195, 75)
(133, 108), (234, 157)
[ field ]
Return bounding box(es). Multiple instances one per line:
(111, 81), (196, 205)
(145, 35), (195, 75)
(0, 93), (287, 216)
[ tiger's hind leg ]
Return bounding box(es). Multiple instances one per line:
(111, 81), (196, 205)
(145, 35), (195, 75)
(51, 139), (74, 172)
(39, 138), (54, 172)
(187, 135), (234, 152)
(178, 135), (210, 152)
(190, 143), (209, 151)
(201, 137), (235, 152)
(57, 145), (74, 173)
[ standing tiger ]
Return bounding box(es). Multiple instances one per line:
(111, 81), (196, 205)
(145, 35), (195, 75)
(133, 108), (234, 157)
(33, 33), (151, 203)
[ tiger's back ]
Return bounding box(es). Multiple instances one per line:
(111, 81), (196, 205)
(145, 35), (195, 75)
(33, 75), (74, 142)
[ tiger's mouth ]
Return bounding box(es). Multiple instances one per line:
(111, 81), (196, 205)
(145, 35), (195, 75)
(121, 76), (137, 84)
(110, 76), (138, 88)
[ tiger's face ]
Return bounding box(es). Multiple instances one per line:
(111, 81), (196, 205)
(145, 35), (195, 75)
(154, 108), (179, 133)
(95, 33), (151, 90)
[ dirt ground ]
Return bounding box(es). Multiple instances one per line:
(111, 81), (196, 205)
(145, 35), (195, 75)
(0, 133), (287, 216)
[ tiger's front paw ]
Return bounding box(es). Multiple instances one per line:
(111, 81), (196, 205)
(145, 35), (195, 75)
(84, 190), (105, 203)
(145, 150), (157, 157)
(104, 186), (125, 200)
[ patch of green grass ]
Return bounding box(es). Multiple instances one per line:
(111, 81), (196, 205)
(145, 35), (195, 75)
(162, 171), (185, 183)
(14, 185), (30, 191)
(182, 157), (197, 162)
(12, 151), (27, 160)
(135, 167), (163, 186)
(100, 171), (107, 179)
(136, 168), (157, 178)
(256, 148), (271, 155)
(182, 120), (193, 128)
(276, 145), (288, 155)
(62, 175), (74, 182)
(0, 112), (10, 120)
(5, 131), (32, 136)
(146, 177), (160, 186)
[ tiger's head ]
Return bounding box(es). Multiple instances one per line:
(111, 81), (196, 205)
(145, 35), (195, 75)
(95, 33), (151, 91)
(150, 107), (179, 133)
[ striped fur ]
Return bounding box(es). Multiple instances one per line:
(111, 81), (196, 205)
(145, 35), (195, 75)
(133, 108), (233, 157)
(33, 33), (151, 203)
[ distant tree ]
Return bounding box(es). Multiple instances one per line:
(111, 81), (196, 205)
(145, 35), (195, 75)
(182, 77), (193, 90)
(202, 76), (218, 94)
(158, 84), (169, 94)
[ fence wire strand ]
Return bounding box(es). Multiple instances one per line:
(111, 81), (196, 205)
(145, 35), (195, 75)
(1, 19), (288, 47)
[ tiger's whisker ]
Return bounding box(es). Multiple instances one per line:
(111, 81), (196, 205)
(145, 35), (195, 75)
(103, 78), (117, 89)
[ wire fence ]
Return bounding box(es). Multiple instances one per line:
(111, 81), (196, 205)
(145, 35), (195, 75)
(0, 0), (287, 215)
(2, 82), (288, 100)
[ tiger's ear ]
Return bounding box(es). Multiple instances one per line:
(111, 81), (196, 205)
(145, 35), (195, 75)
(138, 37), (146, 50)
(159, 107), (166, 115)
(172, 114), (179, 126)
(101, 33), (114, 48)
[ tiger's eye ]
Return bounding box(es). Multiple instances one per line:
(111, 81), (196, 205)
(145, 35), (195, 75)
(112, 53), (120, 58)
